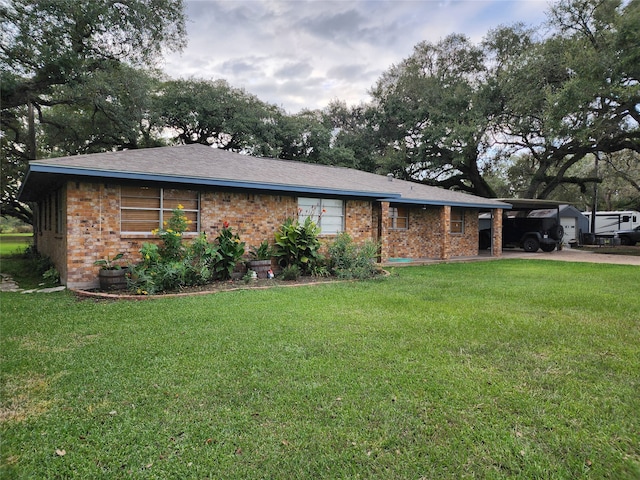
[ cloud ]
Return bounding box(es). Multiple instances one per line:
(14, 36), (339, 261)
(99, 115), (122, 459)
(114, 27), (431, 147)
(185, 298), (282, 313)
(219, 57), (265, 76)
(162, 0), (549, 113)
(274, 61), (314, 80)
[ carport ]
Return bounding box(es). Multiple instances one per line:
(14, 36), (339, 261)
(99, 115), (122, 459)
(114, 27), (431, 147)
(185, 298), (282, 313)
(487, 199), (565, 253)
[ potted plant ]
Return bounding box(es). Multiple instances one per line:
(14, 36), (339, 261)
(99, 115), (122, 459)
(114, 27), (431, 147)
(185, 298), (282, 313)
(248, 240), (273, 278)
(94, 252), (128, 291)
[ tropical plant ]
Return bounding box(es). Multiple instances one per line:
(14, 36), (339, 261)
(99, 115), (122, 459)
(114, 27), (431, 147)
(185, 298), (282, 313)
(273, 217), (322, 275)
(249, 240), (273, 260)
(128, 213), (245, 293)
(212, 221), (245, 280)
(93, 252), (125, 270)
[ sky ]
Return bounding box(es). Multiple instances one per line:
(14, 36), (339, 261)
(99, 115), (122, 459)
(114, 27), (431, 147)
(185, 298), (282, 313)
(162, 0), (551, 113)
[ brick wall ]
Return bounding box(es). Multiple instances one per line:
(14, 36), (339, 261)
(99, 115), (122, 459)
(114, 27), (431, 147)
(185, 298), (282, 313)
(380, 206), (479, 260)
(34, 190), (67, 282)
(52, 182), (493, 288)
(450, 209), (480, 257)
(491, 209), (503, 256)
(60, 183), (381, 288)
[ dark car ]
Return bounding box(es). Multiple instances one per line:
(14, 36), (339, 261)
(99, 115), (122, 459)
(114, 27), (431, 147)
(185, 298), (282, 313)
(615, 226), (640, 246)
(480, 210), (564, 252)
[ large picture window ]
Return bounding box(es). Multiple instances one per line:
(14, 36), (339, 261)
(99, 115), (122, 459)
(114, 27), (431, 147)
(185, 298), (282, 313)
(450, 208), (464, 234)
(298, 197), (344, 234)
(389, 205), (409, 230)
(121, 186), (199, 234)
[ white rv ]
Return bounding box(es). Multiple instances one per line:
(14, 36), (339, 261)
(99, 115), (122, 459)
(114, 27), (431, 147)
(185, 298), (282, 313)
(582, 211), (640, 235)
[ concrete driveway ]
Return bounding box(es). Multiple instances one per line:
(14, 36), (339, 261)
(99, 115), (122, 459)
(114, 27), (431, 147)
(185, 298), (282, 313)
(499, 248), (640, 266)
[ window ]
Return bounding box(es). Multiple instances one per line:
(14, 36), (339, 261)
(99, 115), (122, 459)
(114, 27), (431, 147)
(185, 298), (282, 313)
(298, 197), (344, 234)
(389, 205), (409, 230)
(450, 208), (464, 234)
(37, 202), (44, 233)
(55, 189), (64, 234)
(121, 186), (199, 234)
(45, 194), (51, 231)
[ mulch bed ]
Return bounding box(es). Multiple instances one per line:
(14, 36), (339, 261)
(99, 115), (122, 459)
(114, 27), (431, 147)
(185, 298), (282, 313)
(72, 275), (355, 301)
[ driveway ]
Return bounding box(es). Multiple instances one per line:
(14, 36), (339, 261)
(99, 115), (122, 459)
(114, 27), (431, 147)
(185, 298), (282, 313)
(499, 248), (640, 266)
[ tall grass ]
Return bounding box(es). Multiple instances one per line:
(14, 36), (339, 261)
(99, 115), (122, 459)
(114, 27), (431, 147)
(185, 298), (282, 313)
(1, 260), (639, 478)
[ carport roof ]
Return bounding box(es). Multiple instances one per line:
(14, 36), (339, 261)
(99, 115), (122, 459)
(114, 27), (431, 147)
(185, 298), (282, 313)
(498, 198), (566, 210)
(19, 144), (511, 210)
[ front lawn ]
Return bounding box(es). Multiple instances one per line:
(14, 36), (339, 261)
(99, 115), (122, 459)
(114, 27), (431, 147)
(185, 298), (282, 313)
(1, 261), (639, 478)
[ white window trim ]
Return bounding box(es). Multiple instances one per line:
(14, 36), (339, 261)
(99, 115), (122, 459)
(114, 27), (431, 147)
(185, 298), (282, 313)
(389, 205), (409, 230)
(450, 208), (465, 234)
(120, 187), (200, 235)
(298, 197), (345, 235)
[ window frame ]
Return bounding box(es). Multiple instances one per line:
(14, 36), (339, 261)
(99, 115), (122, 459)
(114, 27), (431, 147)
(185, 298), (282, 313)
(389, 205), (409, 230)
(450, 208), (465, 234)
(297, 197), (345, 235)
(120, 186), (200, 235)
(55, 189), (64, 234)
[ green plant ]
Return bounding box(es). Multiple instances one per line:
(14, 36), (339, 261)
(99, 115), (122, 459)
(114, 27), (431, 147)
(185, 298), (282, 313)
(249, 240), (273, 260)
(273, 217), (322, 275)
(41, 266), (60, 284)
(183, 233), (218, 285)
(243, 269), (258, 283)
(152, 204), (192, 261)
(280, 263), (301, 280)
(93, 252), (125, 270)
(328, 233), (379, 279)
(213, 221), (245, 280)
(128, 213), (245, 293)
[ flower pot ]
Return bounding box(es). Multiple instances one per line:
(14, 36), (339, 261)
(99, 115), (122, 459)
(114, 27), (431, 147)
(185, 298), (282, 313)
(98, 268), (128, 291)
(248, 259), (272, 278)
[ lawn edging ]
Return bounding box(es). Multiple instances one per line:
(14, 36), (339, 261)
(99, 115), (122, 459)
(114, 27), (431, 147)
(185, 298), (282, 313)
(71, 271), (390, 300)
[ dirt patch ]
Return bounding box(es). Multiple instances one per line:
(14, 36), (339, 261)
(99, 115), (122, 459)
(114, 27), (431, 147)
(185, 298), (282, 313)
(0, 373), (54, 424)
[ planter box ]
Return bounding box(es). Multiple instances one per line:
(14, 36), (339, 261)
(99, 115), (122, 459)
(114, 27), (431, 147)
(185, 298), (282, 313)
(98, 268), (128, 291)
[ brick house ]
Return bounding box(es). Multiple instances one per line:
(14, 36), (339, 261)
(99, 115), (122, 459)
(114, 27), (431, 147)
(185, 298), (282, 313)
(18, 144), (508, 289)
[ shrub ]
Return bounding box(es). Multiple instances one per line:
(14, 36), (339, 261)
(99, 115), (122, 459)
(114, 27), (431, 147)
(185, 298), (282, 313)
(328, 233), (379, 280)
(42, 267), (60, 285)
(152, 204), (191, 261)
(280, 264), (301, 281)
(273, 217), (322, 275)
(128, 209), (245, 294)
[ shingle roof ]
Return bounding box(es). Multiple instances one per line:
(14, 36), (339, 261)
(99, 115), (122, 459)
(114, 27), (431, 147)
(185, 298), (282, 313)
(19, 144), (510, 209)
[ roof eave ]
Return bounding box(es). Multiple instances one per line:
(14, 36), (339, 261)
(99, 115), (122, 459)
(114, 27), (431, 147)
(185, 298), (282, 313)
(378, 197), (512, 210)
(25, 165), (400, 200)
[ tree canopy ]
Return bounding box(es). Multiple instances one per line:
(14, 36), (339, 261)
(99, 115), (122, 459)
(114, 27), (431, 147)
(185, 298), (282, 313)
(368, 0), (639, 201)
(1, 0), (186, 223)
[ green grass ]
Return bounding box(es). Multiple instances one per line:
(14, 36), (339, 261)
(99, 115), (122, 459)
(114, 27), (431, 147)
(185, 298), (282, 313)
(587, 245), (640, 256)
(1, 260), (639, 478)
(0, 234), (32, 257)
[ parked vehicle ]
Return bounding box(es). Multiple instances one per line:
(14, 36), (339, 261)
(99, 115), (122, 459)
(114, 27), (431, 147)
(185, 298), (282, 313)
(582, 210), (640, 235)
(480, 209), (564, 252)
(615, 226), (640, 246)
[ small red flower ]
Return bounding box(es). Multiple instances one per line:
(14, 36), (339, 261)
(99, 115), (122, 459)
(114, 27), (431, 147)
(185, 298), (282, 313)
(223, 221), (230, 229)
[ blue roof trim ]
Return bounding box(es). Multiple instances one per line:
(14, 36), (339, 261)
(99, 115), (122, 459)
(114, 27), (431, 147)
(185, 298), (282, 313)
(29, 164), (401, 200)
(378, 197), (512, 209)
